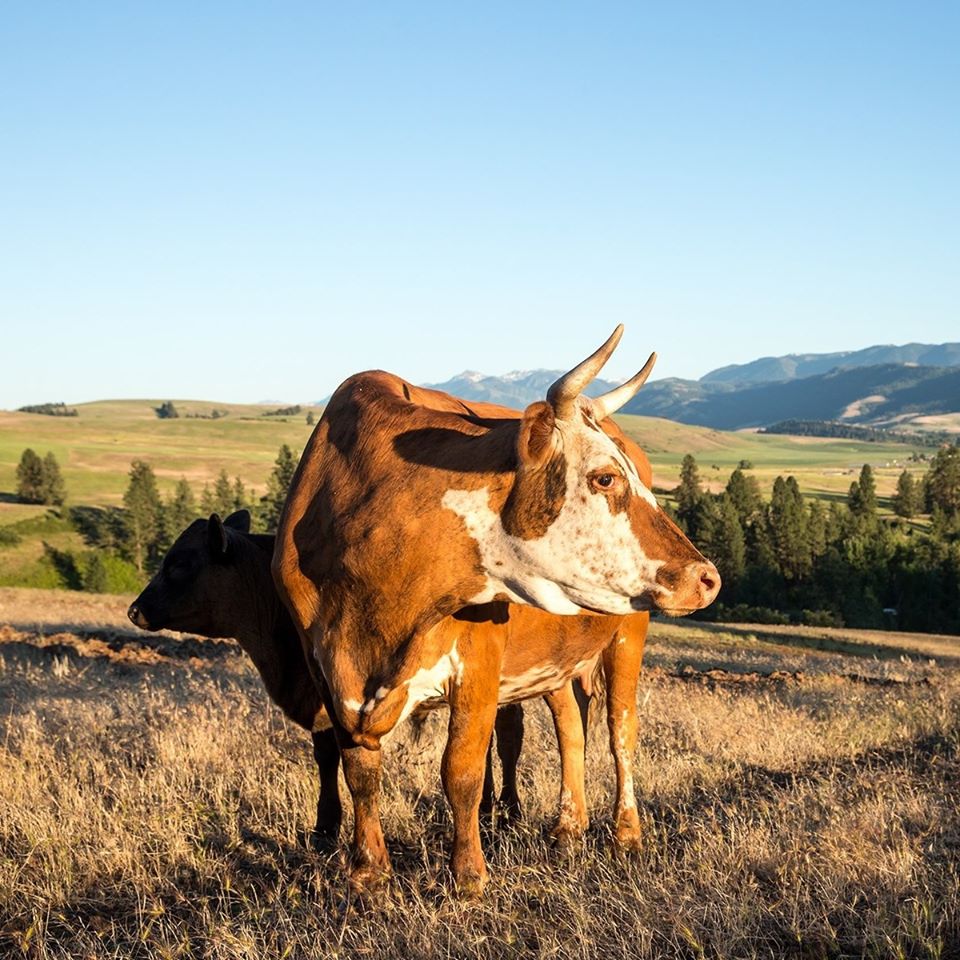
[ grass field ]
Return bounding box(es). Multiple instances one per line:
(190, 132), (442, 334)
(1, 588), (958, 958)
(0, 400), (322, 511)
(614, 414), (927, 499)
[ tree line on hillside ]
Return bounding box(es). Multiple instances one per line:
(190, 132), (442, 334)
(673, 446), (960, 633)
(10, 445), (298, 593)
(17, 402), (78, 417)
(759, 419), (953, 448)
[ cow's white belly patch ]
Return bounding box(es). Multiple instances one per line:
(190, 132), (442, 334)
(498, 658), (593, 703)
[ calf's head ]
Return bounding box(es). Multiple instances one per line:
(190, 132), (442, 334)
(483, 326), (719, 617)
(127, 510), (258, 636)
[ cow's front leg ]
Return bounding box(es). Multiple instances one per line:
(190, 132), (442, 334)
(602, 613), (648, 851)
(545, 681), (590, 844)
(310, 728), (342, 851)
(442, 661), (499, 897)
(335, 731), (390, 889)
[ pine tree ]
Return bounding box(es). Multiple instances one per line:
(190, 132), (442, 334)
(926, 446), (960, 514)
(725, 467), (762, 526)
(212, 469), (234, 516)
(15, 449), (46, 503)
(41, 452), (66, 506)
(122, 460), (164, 575)
(848, 464), (877, 517)
(768, 475), (810, 580)
(704, 494), (745, 586)
(260, 444), (299, 533)
(166, 478), (197, 533)
(232, 476), (248, 513)
(677, 455), (702, 513)
(807, 500), (828, 558)
(676, 454), (703, 536)
(892, 470), (921, 518)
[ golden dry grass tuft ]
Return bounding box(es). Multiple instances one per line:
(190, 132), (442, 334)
(1, 589), (959, 959)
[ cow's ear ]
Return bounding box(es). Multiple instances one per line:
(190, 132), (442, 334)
(207, 513), (229, 558)
(517, 401), (556, 469)
(224, 509), (251, 533)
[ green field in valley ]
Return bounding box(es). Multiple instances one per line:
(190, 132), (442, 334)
(0, 400), (927, 514)
(0, 398), (933, 588)
(0, 399), (322, 513)
(610, 414), (925, 500)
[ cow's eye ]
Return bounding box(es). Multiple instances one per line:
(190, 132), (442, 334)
(166, 557), (191, 578)
(590, 472), (622, 493)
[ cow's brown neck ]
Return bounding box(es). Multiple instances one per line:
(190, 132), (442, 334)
(274, 371), (524, 711)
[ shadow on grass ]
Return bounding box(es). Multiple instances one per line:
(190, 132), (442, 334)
(674, 619), (960, 666)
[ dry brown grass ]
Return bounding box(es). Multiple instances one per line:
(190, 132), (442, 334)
(1, 590), (959, 959)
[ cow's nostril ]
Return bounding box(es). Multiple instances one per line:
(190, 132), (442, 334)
(127, 604), (138, 624)
(698, 562), (721, 599)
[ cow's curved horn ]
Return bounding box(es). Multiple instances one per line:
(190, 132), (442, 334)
(591, 351), (657, 420)
(547, 325), (624, 421)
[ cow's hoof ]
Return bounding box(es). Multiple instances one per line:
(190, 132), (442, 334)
(453, 868), (488, 900)
(614, 817), (643, 854)
(550, 823), (587, 849)
(348, 859), (392, 893)
(498, 797), (522, 827)
(310, 829), (340, 854)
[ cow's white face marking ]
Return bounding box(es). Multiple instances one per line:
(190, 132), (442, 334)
(443, 414), (670, 616)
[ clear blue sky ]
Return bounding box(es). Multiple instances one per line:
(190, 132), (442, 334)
(2, 2), (957, 408)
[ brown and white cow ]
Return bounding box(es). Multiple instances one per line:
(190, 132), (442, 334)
(274, 326), (719, 892)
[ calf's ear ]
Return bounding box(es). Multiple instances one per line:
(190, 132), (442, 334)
(517, 401), (557, 470)
(224, 509), (251, 533)
(207, 513), (229, 558)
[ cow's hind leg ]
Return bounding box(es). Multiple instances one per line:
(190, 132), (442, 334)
(480, 740), (496, 823)
(545, 681), (590, 844)
(602, 613), (649, 852)
(442, 661), (500, 897)
(494, 703), (524, 825)
(310, 728), (342, 851)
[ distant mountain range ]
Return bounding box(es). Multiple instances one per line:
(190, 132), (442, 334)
(421, 342), (960, 431)
(700, 342), (960, 385)
(423, 369), (623, 410)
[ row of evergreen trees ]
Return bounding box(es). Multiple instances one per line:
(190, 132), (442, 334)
(33, 445), (299, 588)
(674, 446), (960, 633)
(116, 444), (298, 575)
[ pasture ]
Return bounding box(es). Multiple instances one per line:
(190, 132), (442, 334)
(1, 588), (957, 958)
(0, 399), (926, 521)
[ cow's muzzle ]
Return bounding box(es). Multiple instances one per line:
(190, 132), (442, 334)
(127, 603), (151, 630)
(646, 560), (721, 615)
